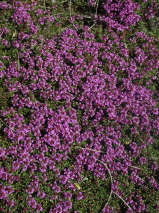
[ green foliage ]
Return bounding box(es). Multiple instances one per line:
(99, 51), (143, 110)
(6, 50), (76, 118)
(71, 170), (110, 212)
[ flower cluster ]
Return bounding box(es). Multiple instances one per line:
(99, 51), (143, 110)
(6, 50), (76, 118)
(0, 0), (159, 212)
(90, 0), (141, 31)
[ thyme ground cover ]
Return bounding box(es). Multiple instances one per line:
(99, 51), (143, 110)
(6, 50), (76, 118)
(0, 0), (159, 212)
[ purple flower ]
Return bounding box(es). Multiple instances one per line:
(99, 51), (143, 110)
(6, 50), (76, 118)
(63, 201), (72, 210)
(63, 192), (72, 200)
(59, 175), (68, 184)
(76, 192), (84, 200)
(54, 186), (61, 193)
(139, 157), (147, 165)
(152, 108), (158, 115)
(26, 187), (34, 195)
(151, 162), (158, 171)
(37, 191), (46, 198)
(102, 205), (115, 213)
(132, 116), (140, 125)
(0, 189), (7, 199)
(0, 148), (6, 157)
(1, 172), (8, 181)
(12, 160), (20, 172)
(7, 199), (15, 207)
(28, 198), (37, 209)
(36, 203), (43, 212)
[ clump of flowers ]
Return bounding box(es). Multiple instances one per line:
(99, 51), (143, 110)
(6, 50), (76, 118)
(0, 0), (159, 212)
(89, 0), (141, 31)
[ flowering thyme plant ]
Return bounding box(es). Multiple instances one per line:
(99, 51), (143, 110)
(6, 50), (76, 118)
(0, 0), (159, 212)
